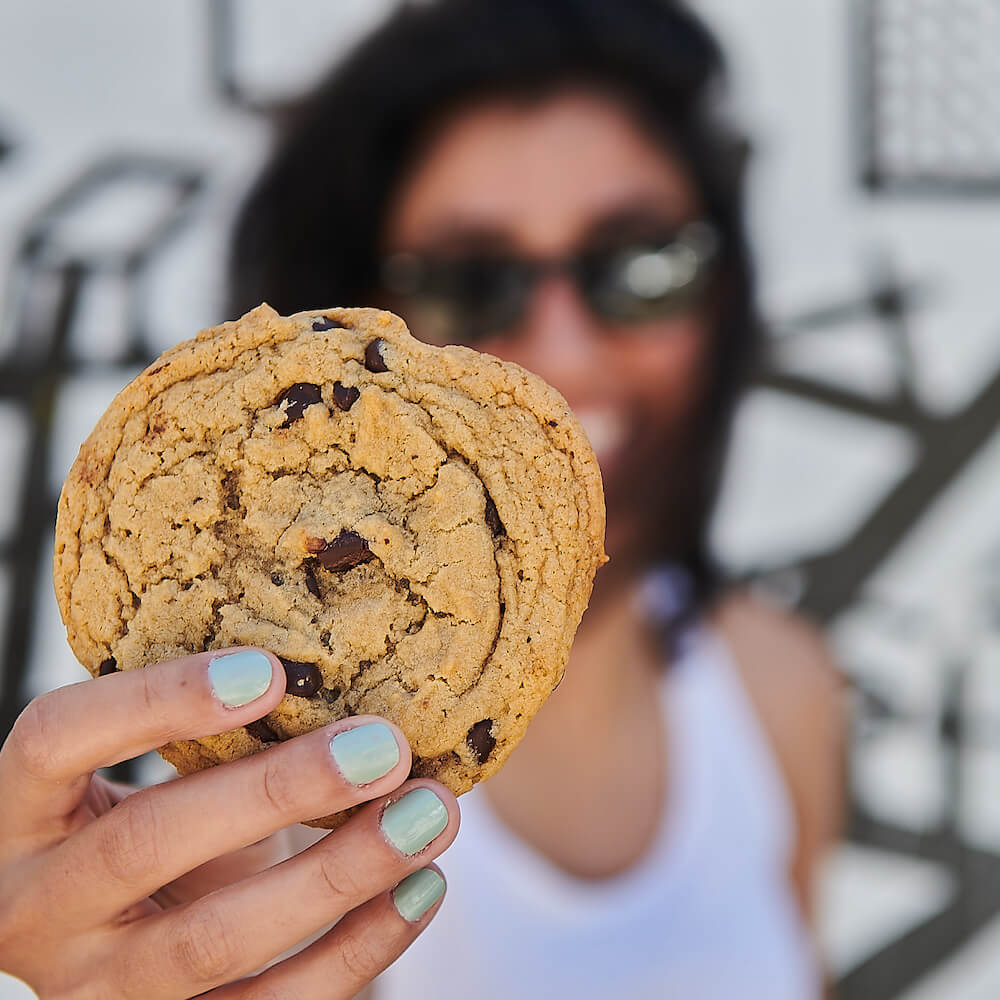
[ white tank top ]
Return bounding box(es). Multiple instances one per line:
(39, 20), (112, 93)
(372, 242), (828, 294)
(376, 622), (821, 1000)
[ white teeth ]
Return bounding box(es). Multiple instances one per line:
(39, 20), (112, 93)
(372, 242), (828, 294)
(575, 407), (627, 460)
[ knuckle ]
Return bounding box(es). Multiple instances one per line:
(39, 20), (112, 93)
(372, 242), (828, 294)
(6, 694), (69, 781)
(337, 923), (384, 985)
(259, 752), (299, 818)
(316, 850), (365, 908)
(167, 904), (246, 984)
(136, 668), (175, 734)
(94, 792), (164, 886)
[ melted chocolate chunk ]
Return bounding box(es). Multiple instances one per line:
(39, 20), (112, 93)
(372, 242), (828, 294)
(275, 383), (324, 425)
(280, 658), (323, 697)
(332, 381), (360, 411)
(246, 719), (280, 743)
(364, 338), (389, 373)
(308, 530), (376, 572)
(98, 657), (118, 676)
(484, 493), (504, 537)
(466, 719), (496, 764)
(304, 565), (321, 598)
(312, 316), (345, 331)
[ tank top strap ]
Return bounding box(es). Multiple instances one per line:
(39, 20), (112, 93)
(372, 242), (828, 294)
(673, 620), (797, 870)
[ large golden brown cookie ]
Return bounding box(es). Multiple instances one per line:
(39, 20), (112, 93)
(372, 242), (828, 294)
(53, 305), (606, 826)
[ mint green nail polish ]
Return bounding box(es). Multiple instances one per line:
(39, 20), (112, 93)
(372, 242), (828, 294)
(330, 723), (400, 785)
(208, 650), (273, 707)
(381, 788), (448, 855)
(393, 868), (445, 921)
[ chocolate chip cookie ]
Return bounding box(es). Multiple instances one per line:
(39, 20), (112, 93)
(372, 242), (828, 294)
(53, 305), (606, 826)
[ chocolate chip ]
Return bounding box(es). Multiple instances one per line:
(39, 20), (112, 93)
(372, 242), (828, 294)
(319, 685), (342, 705)
(467, 719), (496, 764)
(332, 381), (360, 411)
(98, 657), (118, 676)
(364, 339), (389, 373)
(308, 530), (376, 572)
(271, 572), (284, 586)
(222, 471), (241, 511)
(484, 492), (504, 537)
(246, 719), (280, 743)
(275, 383), (324, 425)
(304, 565), (321, 598)
(280, 658), (323, 697)
(312, 316), (345, 331)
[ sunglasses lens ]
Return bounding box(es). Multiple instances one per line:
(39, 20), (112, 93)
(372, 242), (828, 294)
(580, 247), (701, 323)
(455, 260), (530, 339)
(383, 255), (530, 345)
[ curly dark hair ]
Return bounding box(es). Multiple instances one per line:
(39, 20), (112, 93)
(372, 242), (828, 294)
(229, 0), (760, 613)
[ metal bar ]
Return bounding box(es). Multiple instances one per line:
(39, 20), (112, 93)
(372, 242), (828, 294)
(205, 0), (284, 117)
(771, 280), (928, 339)
(0, 262), (84, 741)
(17, 154), (203, 275)
(0, 358), (149, 398)
(791, 363), (1000, 623)
(838, 845), (1000, 999)
(865, 253), (922, 406)
(206, 0), (240, 105)
(756, 369), (924, 429)
(852, 0), (880, 191)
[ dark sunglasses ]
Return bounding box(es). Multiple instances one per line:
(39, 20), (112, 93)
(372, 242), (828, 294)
(380, 221), (719, 345)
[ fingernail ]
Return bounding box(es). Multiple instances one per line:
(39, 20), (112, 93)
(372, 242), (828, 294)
(208, 650), (273, 707)
(393, 868), (445, 921)
(330, 723), (400, 785)
(381, 788), (448, 855)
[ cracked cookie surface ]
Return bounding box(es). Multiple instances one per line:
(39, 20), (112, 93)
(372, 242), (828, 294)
(54, 304), (606, 826)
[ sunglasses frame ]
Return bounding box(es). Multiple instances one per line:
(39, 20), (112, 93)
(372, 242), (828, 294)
(380, 220), (720, 344)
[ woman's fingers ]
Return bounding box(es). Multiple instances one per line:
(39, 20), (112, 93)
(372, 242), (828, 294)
(0, 648), (286, 838)
(209, 865), (447, 1000)
(151, 829), (294, 910)
(119, 783), (457, 999)
(40, 716), (415, 926)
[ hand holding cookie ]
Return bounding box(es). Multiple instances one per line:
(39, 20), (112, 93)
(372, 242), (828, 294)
(53, 306), (606, 818)
(0, 649), (458, 997)
(4, 304), (604, 996)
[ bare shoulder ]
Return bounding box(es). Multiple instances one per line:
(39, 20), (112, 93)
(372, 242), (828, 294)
(710, 589), (844, 718)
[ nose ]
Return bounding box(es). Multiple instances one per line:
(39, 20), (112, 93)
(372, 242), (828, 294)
(513, 274), (606, 392)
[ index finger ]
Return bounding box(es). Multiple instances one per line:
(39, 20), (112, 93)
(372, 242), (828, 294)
(0, 647), (286, 839)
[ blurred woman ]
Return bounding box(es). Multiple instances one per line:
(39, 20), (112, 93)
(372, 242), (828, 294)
(230, 1), (845, 998)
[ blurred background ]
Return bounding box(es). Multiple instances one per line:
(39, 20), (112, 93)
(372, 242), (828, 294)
(1, 1), (999, 996)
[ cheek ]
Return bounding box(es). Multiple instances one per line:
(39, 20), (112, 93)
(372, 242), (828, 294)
(623, 322), (709, 427)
